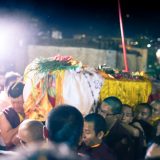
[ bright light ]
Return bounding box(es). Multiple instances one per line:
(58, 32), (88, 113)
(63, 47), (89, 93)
(135, 41), (138, 45)
(147, 44), (151, 48)
(82, 34), (86, 38)
(156, 49), (160, 58)
(130, 41), (138, 45)
(0, 28), (14, 53)
(0, 19), (28, 59)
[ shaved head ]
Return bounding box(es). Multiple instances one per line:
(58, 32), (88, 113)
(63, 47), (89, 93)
(18, 119), (44, 144)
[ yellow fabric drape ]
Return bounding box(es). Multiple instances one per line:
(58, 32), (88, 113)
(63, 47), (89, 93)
(100, 79), (152, 106)
(24, 70), (65, 121)
(53, 70), (65, 106)
(24, 91), (52, 121)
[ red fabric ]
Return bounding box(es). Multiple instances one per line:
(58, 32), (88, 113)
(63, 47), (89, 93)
(148, 93), (160, 103)
(48, 95), (55, 107)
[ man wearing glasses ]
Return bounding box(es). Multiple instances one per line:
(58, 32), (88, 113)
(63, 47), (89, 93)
(98, 96), (135, 160)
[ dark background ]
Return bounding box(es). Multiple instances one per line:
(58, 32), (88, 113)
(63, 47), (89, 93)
(0, 0), (159, 38)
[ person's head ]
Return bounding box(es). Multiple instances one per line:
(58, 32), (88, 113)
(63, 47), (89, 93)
(7, 81), (24, 113)
(4, 71), (21, 90)
(18, 119), (44, 146)
(44, 104), (84, 149)
(151, 100), (160, 117)
(83, 113), (106, 147)
(135, 103), (152, 122)
(121, 104), (134, 124)
(98, 96), (122, 123)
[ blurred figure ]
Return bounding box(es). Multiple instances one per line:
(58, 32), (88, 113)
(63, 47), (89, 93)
(78, 113), (116, 160)
(121, 104), (147, 159)
(135, 103), (152, 122)
(0, 82), (25, 150)
(148, 82), (160, 104)
(121, 104), (142, 138)
(134, 103), (155, 145)
(2, 142), (87, 160)
(145, 143), (160, 160)
(0, 71), (21, 112)
(151, 100), (160, 118)
(44, 104), (84, 150)
(145, 118), (160, 160)
(121, 104), (134, 124)
(18, 119), (44, 147)
(152, 118), (160, 137)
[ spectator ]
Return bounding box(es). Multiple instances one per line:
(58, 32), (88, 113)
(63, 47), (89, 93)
(1, 142), (87, 160)
(0, 71), (21, 112)
(78, 113), (116, 160)
(134, 103), (155, 145)
(0, 82), (25, 150)
(135, 103), (152, 122)
(121, 104), (147, 159)
(121, 104), (134, 124)
(151, 100), (160, 119)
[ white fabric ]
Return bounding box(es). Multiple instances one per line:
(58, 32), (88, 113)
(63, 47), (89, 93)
(63, 69), (104, 115)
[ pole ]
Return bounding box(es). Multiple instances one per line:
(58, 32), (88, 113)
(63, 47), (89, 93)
(118, 0), (129, 72)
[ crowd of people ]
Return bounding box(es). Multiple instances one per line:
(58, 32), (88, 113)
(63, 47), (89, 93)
(0, 71), (160, 160)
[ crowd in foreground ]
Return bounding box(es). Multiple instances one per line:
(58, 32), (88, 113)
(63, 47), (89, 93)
(0, 71), (160, 160)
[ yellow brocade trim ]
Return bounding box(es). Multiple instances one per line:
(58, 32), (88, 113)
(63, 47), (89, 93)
(100, 79), (152, 106)
(18, 113), (25, 122)
(50, 70), (65, 106)
(24, 70), (65, 121)
(149, 116), (160, 125)
(24, 92), (52, 121)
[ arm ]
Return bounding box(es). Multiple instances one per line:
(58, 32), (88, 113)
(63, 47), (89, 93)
(121, 122), (140, 137)
(0, 113), (19, 146)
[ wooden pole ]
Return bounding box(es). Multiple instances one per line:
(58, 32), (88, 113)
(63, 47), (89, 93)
(118, 0), (129, 72)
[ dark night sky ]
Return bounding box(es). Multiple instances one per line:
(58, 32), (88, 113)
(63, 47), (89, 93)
(0, 0), (159, 38)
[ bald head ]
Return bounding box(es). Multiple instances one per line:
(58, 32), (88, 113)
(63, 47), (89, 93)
(18, 119), (44, 144)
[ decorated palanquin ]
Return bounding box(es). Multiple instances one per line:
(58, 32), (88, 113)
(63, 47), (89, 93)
(23, 55), (104, 121)
(23, 55), (152, 121)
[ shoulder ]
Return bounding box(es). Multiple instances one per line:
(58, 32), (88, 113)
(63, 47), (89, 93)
(132, 122), (144, 132)
(0, 111), (12, 130)
(0, 111), (6, 120)
(0, 92), (10, 111)
(0, 111), (9, 123)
